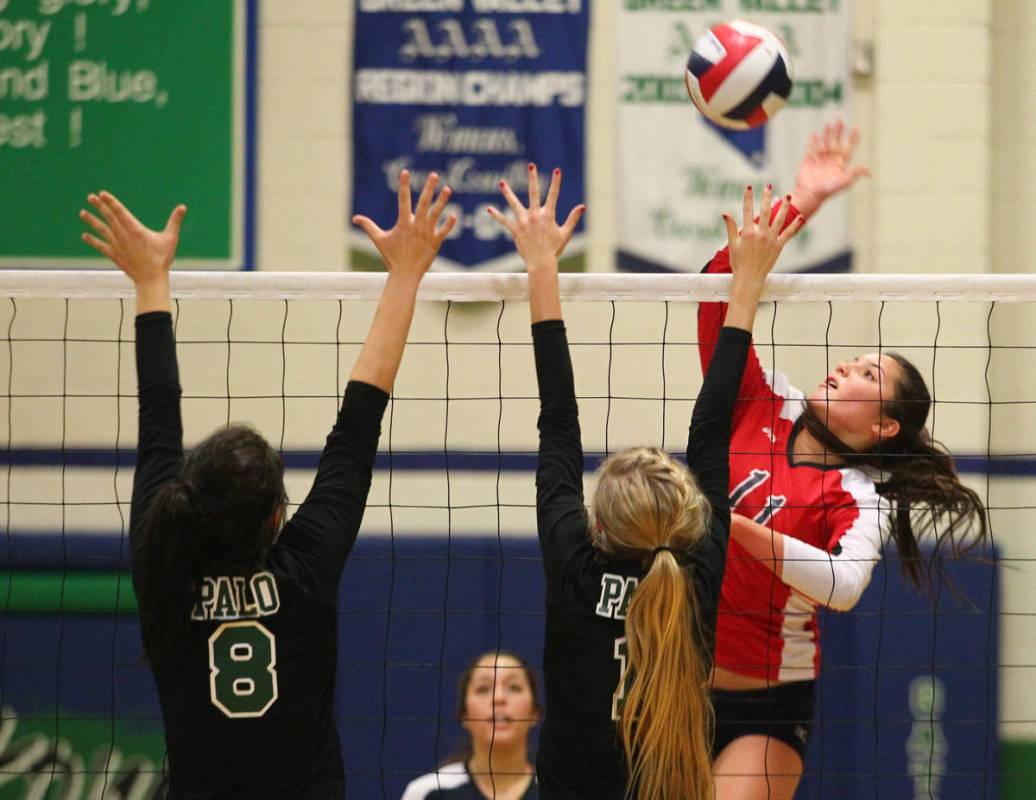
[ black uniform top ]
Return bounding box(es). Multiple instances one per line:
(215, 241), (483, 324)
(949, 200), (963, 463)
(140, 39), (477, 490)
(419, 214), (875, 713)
(131, 312), (388, 799)
(531, 319), (750, 798)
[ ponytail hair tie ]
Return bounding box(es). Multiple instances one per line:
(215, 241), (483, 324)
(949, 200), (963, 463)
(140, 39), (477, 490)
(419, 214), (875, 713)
(651, 545), (677, 559)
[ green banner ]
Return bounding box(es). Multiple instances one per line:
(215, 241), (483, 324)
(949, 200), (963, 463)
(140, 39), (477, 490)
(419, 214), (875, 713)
(0, 0), (250, 269)
(1, 571), (138, 613)
(0, 709), (166, 799)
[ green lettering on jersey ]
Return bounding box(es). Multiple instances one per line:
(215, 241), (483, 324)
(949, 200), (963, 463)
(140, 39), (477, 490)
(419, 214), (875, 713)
(251, 572), (280, 614)
(617, 578), (639, 619)
(212, 576), (236, 619)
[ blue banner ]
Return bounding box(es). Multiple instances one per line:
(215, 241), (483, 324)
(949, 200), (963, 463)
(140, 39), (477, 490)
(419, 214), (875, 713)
(351, 1), (589, 271)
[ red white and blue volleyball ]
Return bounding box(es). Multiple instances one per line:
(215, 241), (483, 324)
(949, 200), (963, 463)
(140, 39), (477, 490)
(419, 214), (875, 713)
(685, 20), (794, 131)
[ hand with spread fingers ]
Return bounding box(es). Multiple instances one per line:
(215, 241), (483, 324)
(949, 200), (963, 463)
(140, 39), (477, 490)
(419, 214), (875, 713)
(791, 119), (871, 219)
(487, 163), (585, 272)
(80, 192), (186, 283)
(352, 169), (456, 283)
(723, 184), (804, 282)
(721, 184), (804, 333)
(80, 191), (186, 313)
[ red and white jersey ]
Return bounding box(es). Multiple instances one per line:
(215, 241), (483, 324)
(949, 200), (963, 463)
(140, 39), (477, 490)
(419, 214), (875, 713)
(699, 245), (888, 682)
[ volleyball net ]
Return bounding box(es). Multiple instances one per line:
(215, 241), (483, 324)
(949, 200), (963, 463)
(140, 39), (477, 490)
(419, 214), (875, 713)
(0, 271), (1032, 799)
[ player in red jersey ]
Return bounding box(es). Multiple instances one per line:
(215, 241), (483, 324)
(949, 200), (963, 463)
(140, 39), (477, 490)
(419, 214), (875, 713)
(701, 122), (988, 800)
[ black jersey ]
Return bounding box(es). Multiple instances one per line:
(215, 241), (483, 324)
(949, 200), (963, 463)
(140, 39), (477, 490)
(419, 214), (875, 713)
(131, 312), (388, 799)
(531, 319), (750, 798)
(401, 762), (539, 799)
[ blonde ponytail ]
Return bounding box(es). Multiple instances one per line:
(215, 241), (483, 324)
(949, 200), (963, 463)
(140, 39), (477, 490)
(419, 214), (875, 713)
(592, 447), (715, 799)
(621, 552), (714, 799)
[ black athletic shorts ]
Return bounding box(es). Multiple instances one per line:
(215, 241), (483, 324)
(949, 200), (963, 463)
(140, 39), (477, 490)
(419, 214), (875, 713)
(711, 680), (816, 763)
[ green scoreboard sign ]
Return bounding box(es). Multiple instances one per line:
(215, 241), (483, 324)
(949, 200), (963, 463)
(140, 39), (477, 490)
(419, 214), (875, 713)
(0, 0), (255, 269)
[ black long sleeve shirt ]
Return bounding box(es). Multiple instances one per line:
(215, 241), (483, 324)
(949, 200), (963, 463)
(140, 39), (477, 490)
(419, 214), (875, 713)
(531, 319), (750, 798)
(131, 312), (388, 799)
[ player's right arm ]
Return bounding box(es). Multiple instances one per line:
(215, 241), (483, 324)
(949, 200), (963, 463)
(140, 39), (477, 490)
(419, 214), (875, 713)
(686, 188), (801, 633)
(489, 165), (587, 586)
(696, 192), (801, 417)
(79, 192), (187, 559)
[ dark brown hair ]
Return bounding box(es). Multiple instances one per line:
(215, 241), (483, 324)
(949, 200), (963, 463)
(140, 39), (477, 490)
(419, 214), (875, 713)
(801, 352), (988, 590)
(136, 424), (287, 666)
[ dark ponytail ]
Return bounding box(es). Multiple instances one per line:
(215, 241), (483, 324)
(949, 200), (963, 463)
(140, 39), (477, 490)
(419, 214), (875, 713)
(137, 425), (287, 666)
(801, 353), (988, 591)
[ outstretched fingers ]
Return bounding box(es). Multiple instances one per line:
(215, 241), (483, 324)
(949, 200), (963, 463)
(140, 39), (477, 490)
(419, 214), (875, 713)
(352, 214), (385, 242)
(742, 184), (755, 230)
(722, 212), (739, 250)
(527, 163), (541, 210)
(771, 194), (791, 234)
(429, 183), (452, 223)
(79, 208), (111, 242)
(397, 169), (413, 220)
(81, 231), (114, 260)
(415, 172), (438, 218)
(557, 203), (586, 251)
(846, 126), (861, 160)
(825, 119), (844, 154)
(97, 191), (138, 233)
(498, 180), (526, 218)
(435, 212), (458, 242)
(164, 205), (187, 239)
(544, 168), (561, 217)
(758, 185), (774, 232)
(777, 214), (806, 245)
(485, 205), (516, 236)
(87, 193), (120, 233)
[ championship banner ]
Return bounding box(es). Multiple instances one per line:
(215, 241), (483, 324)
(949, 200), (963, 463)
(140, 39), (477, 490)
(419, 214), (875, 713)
(351, 1), (590, 272)
(617, 2), (852, 273)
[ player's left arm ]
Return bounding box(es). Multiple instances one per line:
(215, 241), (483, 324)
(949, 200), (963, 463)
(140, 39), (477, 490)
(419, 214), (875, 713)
(277, 171), (454, 597)
(490, 165), (590, 589)
(732, 499), (885, 612)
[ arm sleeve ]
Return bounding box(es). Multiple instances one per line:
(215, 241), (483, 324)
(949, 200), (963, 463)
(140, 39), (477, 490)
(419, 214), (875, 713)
(532, 320), (590, 593)
(274, 380), (389, 601)
(696, 200), (801, 419)
(781, 492), (887, 612)
(130, 312), (184, 567)
(683, 327), (750, 642)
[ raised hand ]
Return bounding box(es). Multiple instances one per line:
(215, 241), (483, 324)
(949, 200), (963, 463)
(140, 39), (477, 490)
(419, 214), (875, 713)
(352, 170), (456, 282)
(80, 192), (186, 286)
(721, 185), (803, 334)
(487, 163), (585, 270)
(791, 119), (870, 219)
(723, 184), (804, 281)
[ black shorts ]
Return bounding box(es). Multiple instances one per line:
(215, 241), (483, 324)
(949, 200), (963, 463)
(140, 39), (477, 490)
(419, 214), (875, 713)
(711, 680), (816, 763)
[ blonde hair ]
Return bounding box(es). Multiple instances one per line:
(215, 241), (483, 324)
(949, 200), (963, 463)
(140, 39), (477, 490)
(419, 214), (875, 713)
(592, 447), (715, 800)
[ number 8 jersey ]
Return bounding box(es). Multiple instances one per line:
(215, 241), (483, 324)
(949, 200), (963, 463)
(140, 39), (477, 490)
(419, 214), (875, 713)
(132, 312), (388, 799)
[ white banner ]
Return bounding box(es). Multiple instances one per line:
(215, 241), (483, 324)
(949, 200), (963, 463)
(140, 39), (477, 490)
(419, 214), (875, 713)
(617, 2), (852, 273)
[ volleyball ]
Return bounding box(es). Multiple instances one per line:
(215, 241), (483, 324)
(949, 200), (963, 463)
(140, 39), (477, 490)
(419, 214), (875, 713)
(684, 20), (794, 130)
